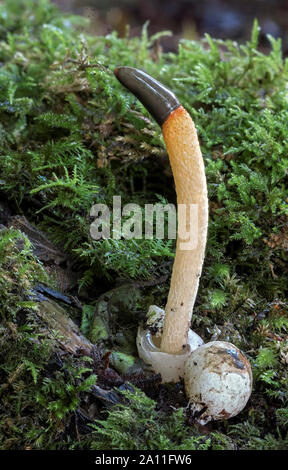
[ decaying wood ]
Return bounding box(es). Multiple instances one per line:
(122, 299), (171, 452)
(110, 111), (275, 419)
(36, 298), (93, 354)
(8, 215), (80, 292)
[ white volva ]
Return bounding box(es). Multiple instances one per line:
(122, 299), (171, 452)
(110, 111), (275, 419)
(184, 341), (253, 424)
(137, 306), (203, 383)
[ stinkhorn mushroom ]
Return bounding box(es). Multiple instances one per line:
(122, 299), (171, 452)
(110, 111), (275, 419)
(114, 66), (252, 419)
(115, 66), (208, 382)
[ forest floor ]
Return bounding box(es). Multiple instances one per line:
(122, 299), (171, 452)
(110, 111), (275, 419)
(0, 0), (287, 451)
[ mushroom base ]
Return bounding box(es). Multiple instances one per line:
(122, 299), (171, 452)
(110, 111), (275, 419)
(136, 326), (203, 383)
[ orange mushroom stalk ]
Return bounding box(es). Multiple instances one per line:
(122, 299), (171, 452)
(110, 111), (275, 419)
(161, 105), (208, 354)
(114, 67), (208, 381)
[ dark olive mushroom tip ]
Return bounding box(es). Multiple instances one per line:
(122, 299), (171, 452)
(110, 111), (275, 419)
(113, 66), (180, 126)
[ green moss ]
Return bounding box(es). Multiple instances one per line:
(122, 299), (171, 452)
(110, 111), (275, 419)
(109, 351), (136, 375)
(90, 386), (210, 450)
(0, 227), (49, 318)
(89, 316), (109, 343)
(0, 0), (288, 451)
(0, 227), (97, 449)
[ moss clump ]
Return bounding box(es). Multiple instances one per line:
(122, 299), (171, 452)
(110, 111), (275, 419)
(90, 386), (210, 450)
(0, 227), (49, 316)
(0, 0), (288, 450)
(0, 228), (97, 449)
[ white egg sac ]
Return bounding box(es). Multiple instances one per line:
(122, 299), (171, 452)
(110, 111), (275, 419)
(184, 341), (252, 424)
